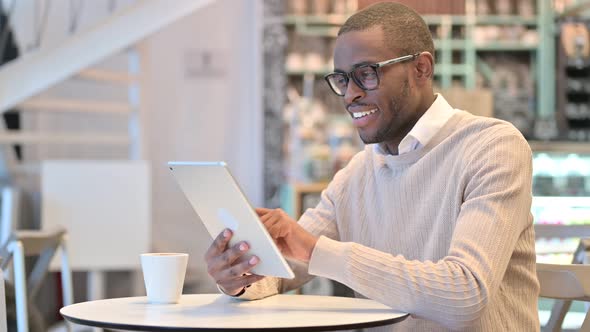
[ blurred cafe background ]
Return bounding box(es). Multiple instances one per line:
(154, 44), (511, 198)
(1, 0), (590, 330)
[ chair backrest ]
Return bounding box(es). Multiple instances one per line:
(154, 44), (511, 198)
(538, 263), (590, 300)
(1, 227), (68, 298)
(537, 262), (590, 332)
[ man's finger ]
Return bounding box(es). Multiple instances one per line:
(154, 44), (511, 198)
(259, 210), (276, 223)
(207, 241), (250, 275)
(255, 207), (272, 216)
(267, 222), (284, 240)
(205, 229), (232, 260)
(261, 215), (281, 233)
(218, 255), (261, 281)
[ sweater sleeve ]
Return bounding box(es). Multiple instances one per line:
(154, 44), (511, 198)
(308, 131), (534, 330)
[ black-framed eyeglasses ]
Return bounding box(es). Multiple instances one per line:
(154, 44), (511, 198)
(324, 53), (420, 96)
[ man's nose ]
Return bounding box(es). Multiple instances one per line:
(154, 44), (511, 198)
(343, 79), (365, 105)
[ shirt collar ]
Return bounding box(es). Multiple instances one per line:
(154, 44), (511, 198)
(376, 93), (457, 155)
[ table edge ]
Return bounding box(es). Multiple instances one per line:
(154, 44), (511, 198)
(62, 312), (409, 332)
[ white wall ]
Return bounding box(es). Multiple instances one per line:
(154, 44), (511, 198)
(138, 0), (263, 290)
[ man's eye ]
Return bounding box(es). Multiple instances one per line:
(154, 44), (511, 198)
(334, 76), (347, 86)
(357, 68), (377, 80)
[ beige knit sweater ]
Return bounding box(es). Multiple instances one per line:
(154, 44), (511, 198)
(240, 111), (540, 331)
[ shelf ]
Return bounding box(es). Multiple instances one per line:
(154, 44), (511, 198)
(286, 67), (331, 76)
(433, 40), (537, 51)
(475, 43), (537, 51)
(422, 15), (468, 25)
(475, 15), (537, 26)
(536, 248), (580, 255)
(566, 59), (590, 69)
(533, 196), (590, 207)
(529, 140), (590, 154)
(284, 14), (348, 26)
(286, 14), (537, 28)
(566, 90), (590, 96)
(423, 15), (537, 26)
(433, 64), (469, 76)
(558, 1), (590, 18)
(286, 14), (538, 26)
(535, 224), (590, 239)
(433, 39), (467, 50)
(297, 27), (339, 37)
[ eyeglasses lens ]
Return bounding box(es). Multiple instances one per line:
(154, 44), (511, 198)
(327, 74), (347, 96)
(354, 66), (378, 90)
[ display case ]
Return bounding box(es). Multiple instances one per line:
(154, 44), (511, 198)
(530, 143), (590, 264)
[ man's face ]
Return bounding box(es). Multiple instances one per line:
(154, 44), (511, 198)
(333, 27), (417, 146)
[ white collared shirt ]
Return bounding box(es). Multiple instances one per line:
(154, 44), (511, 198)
(397, 94), (457, 155)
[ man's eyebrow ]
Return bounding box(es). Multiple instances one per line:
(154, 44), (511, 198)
(334, 61), (373, 73)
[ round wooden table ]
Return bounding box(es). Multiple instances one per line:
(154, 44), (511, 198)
(61, 294), (408, 331)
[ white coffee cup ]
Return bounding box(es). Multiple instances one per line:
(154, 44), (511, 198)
(140, 253), (188, 304)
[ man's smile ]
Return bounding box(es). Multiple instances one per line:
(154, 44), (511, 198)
(348, 106), (381, 127)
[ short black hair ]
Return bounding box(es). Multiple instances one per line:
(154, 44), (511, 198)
(338, 2), (435, 58)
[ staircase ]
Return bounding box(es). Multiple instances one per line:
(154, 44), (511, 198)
(0, 0), (215, 184)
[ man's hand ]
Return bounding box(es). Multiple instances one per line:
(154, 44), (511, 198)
(204, 229), (265, 296)
(256, 208), (319, 263)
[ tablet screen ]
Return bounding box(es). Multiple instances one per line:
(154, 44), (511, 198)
(168, 161), (295, 279)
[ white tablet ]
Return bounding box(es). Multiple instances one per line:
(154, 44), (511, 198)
(168, 161), (295, 279)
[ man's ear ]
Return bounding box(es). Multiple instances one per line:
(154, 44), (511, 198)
(414, 52), (434, 82)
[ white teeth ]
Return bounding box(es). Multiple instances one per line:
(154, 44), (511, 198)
(352, 109), (378, 119)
